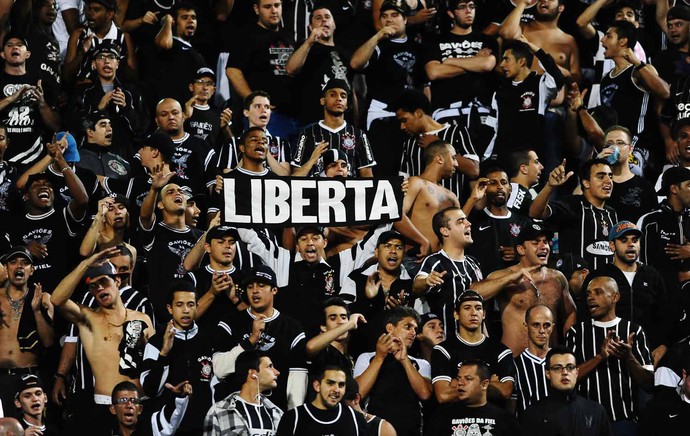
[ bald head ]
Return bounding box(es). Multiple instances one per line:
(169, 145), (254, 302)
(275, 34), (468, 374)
(0, 418), (24, 436)
(155, 98), (185, 136)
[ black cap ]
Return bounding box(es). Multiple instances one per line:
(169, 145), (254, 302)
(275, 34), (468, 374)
(145, 133), (176, 163)
(380, 0), (408, 14)
(296, 226), (325, 238)
(377, 230), (404, 246)
(668, 5), (690, 21)
(83, 111), (110, 131)
(322, 149), (348, 167)
(205, 225), (240, 243)
(555, 254), (588, 278)
(658, 166), (690, 195)
(242, 265), (277, 288)
(84, 262), (118, 284)
(92, 40), (121, 58)
(15, 374), (43, 398)
(3, 30), (28, 49)
(514, 222), (554, 247)
(322, 78), (351, 95)
(419, 312), (441, 329)
(194, 67), (216, 81)
(85, 0), (116, 10)
(454, 290), (483, 309)
(105, 192), (129, 208)
(1, 246), (33, 265)
(24, 172), (54, 193)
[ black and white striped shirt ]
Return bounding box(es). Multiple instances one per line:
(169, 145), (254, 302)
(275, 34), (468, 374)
(565, 317), (654, 422)
(214, 131), (290, 172)
(513, 349), (549, 415)
(415, 250), (483, 336)
(400, 123), (478, 200)
(291, 121), (376, 176)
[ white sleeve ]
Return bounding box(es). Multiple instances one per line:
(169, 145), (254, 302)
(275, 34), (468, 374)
(150, 397), (190, 436)
(353, 352), (374, 378)
(237, 228), (292, 287)
(287, 370), (308, 410)
(211, 344), (246, 379)
(416, 357), (431, 379)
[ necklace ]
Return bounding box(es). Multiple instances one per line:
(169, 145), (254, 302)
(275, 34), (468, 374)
(6, 289), (28, 321)
(102, 309), (128, 341)
(529, 268), (547, 300)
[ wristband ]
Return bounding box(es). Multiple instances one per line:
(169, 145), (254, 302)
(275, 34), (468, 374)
(61, 166), (72, 174)
(576, 105), (587, 113)
(635, 61), (647, 72)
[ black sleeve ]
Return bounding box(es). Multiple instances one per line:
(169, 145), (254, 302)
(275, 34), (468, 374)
(275, 409), (296, 436)
(535, 48), (566, 90)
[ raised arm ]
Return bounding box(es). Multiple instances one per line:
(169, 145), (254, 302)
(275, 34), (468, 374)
(305, 314), (366, 357)
(140, 164), (176, 230)
(154, 14), (174, 50)
(576, 0), (615, 39)
(350, 26), (394, 71)
(529, 160), (573, 219)
(498, 0), (527, 40)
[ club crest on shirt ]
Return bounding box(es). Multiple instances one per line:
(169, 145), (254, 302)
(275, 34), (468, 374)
(198, 356), (213, 381)
(341, 132), (356, 150)
(521, 92), (535, 110)
(509, 222), (522, 237)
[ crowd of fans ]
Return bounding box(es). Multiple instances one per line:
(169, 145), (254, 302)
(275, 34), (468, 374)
(2, 0), (690, 434)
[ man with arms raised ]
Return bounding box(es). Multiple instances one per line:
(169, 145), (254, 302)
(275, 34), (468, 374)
(50, 249), (154, 435)
(481, 222), (576, 355)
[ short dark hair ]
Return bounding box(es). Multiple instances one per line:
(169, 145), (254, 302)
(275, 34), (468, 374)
(234, 350), (266, 385)
(111, 381), (141, 404)
(545, 345), (575, 368)
(460, 359), (491, 381)
(424, 140), (453, 165)
(609, 19), (638, 48)
(392, 89), (430, 115)
(309, 4), (331, 22)
(579, 158), (610, 188)
(315, 364), (347, 383)
(239, 126), (265, 146)
(114, 244), (133, 263)
(244, 90), (271, 110)
(503, 41), (534, 69)
(432, 206), (461, 245)
(173, 1), (197, 17)
(384, 306), (420, 331)
(604, 125), (632, 143)
(0, 121), (8, 136)
(167, 279), (197, 303)
(506, 149), (533, 178)
(480, 160), (506, 179)
(321, 297), (350, 325)
(615, 1), (639, 21)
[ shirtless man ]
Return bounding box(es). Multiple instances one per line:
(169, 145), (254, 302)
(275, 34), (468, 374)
(403, 140), (460, 253)
(483, 222), (576, 356)
(500, 0), (581, 84)
(0, 247), (53, 411)
(50, 248), (154, 435)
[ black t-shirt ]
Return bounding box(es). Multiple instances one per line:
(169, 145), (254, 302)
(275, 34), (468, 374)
(277, 403), (367, 436)
(292, 43), (351, 125)
(25, 29), (61, 92)
(364, 37), (425, 105)
(185, 105), (221, 150)
(607, 175), (657, 223)
(171, 133), (216, 193)
(424, 31), (498, 108)
(226, 24), (296, 114)
(426, 402), (519, 436)
(0, 70), (58, 166)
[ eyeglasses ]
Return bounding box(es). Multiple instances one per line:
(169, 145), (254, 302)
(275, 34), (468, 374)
(194, 79), (215, 87)
(455, 3), (476, 10)
(88, 277), (112, 292)
(114, 397), (141, 405)
(549, 364), (577, 373)
(95, 54), (118, 61)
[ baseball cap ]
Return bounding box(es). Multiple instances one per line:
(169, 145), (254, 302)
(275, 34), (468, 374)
(194, 67), (216, 82)
(322, 149), (348, 167)
(1, 246), (33, 265)
(658, 166), (690, 195)
(145, 133), (176, 163)
(24, 172), (54, 193)
(555, 254), (588, 278)
(377, 230), (404, 246)
(608, 220), (642, 241)
(56, 131), (80, 163)
(419, 312), (441, 329)
(83, 111), (110, 131)
(15, 374), (43, 398)
(3, 30), (28, 48)
(205, 225), (240, 243)
(454, 290), (483, 309)
(106, 192), (129, 208)
(242, 265), (278, 288)
(322, 78), (351, 95)
(85, 0), (116, 11)
(514, 222), (554, 247)
(84, 261), (118, 284)
(296, 226), (325, 239)
(380, 0), (408, 15)
(668, 5), (690, 21)
(92, 40), (121, 58)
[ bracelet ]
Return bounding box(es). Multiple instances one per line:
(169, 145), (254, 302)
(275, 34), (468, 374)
(635, 61), (647, 72)
(61, 166), (72, 173)
(576, 105), (587, 113)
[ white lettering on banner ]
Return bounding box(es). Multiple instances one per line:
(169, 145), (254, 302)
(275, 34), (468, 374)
(223, 176), (403, 227)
